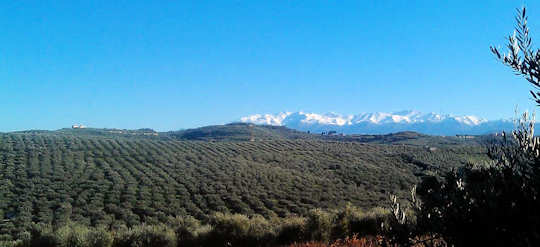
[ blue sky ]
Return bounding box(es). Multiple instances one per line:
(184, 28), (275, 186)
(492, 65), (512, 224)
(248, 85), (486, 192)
(0, 0), (538, 131)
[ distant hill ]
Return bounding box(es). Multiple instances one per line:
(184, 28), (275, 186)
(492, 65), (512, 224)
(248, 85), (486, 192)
(12, 127), (160, 138)
(59, 127), (158, 136)
(163, 123), (492, 147)
(12, 123), (494, 147)
(164, 123), (315, 141)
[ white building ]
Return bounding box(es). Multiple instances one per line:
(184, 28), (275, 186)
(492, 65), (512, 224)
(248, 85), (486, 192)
(72, 124), (87, 129)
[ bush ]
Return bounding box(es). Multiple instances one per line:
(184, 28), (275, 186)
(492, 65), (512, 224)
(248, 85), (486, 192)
(289, 235), (381, 247)
(415, 115), (540, 245)
(167, 215), (211, 247)
(336, 205), (389, 239)
(7, 208), (391, 247)
(207, 212), (276, 246)
(410, 7), (540, 246)
(55, 224), (90, 247)
(246, 215), (276, 243)
(346, 207), (389, 239)
(305, 209), (335, 243)
(86, 228), (113, 247)
(379, 6), (540, 247)
(208, 212), (250, 245)
(21, 224), (58, 247)
(113, 224), (176, 247)
(275, 216), (306, 245)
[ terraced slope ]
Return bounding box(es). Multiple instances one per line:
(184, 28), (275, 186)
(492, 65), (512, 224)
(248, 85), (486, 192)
(0, 132), (486, 237)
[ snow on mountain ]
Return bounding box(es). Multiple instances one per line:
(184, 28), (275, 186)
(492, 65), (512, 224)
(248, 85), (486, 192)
(242, 111), (487, 126)
(240, 112), (290, 125)
(239, 111), (512, 135)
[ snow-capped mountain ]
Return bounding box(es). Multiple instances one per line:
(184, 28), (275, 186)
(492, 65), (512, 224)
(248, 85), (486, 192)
(240, 111), (515, 135)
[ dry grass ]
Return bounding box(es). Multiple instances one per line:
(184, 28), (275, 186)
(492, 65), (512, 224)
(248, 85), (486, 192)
(289, 235), (381, 247)
(289, 235), (446, 247)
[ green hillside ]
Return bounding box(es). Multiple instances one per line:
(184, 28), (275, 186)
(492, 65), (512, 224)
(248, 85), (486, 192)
(166, 123), (493, 146)
(164, 123), (315, 141)
(0, 127), (488, 239)
(38, 123), (493, 146)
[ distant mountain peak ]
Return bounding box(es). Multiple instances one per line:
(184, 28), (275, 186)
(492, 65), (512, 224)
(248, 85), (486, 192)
(240, 111), (509, 135)
(241, 111), (488, 126)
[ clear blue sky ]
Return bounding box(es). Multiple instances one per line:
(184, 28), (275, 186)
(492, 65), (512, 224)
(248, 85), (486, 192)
(0, 0), (538, 131)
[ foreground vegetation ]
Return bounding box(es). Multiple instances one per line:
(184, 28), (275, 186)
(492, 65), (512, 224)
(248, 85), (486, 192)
(367, 7), (540, 247)
(1, 205), (390, 247)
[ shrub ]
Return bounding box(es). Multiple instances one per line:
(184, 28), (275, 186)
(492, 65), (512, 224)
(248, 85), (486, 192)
(86, 228), (113, 247)
(0, 234), (13, 241)
(305, 209), (335, 243)
(346, 207), (389, 239)
(414, 115), (540, 245)
(113, 224), (176, 247)
(246, 215), (276, 243)
(0, 240), (23, 247)
(275, 216), (307, 245)
(208, 212), (250, 245)
(207, 212), (276, 246)
(380, 7), (540, 247)
(332, 204), (390, 239)
(55, 224), (90, 247)
(289, 234), (381, 247)
(383, 189), (422, 246)
(412, 6), (540, 246)
(167, 215), (211, 247)
(7, 208), (393, 247)
(21, 224), (58, 247)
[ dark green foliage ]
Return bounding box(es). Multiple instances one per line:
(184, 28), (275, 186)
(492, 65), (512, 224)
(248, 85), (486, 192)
(333, 205), (388, 240)
(167, 216), (211, 247)
(0, 208), (388, 247)
(380, 7), (540, 247)
(167, 123), (315, 141)
(416, 165), (540, 246)
(21, 224), (57, 247)
(305, 209), (334, 242)
(274, 216), (306, 245)
(113, 224), (176, 247)
(403, 112), (540, 247)
(205, 213), (277, 246)
(0, 130), (484, 241)
(12, 223), (114, 247)
(85, 228), (113, 247)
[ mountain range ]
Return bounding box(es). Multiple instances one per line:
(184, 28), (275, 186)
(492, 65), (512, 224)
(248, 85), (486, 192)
(240, 110), (517, 136)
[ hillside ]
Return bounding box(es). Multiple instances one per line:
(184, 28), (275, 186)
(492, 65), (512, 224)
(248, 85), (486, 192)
(37, 123), (494, 146)
(165, 123), (314, 141)
(165, 123), (493, 147)
(0, 129), (488, 239)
